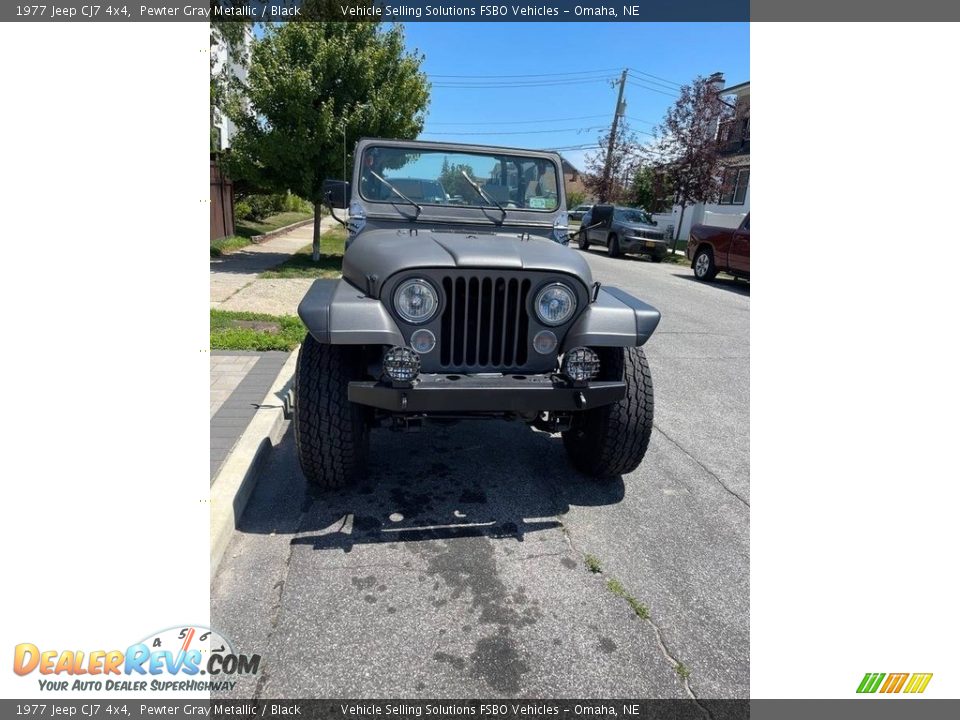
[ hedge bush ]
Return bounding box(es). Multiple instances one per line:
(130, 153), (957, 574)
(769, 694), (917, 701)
(236, 193), (313, 221)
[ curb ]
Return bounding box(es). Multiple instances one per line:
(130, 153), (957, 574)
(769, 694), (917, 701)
(210, 348), (299, 575)
(251, 218), (314, 244)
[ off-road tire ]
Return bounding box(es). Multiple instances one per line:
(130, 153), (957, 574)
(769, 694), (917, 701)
(607, 233), (621, 258)
(294, 335), (369, 488)
(562, 347), (654, 478)
(693, 247), (718, 280)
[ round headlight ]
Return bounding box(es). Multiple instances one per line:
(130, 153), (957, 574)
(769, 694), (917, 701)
(534, 283), (577, 326)
(394, 279), (438, 324)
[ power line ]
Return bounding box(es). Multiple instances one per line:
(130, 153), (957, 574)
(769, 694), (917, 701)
(627, 74), (683, 95)
(625, 80), (679, 98)
(425, 114), (610, 126)
(432, 77), (615, 89)
(627, 68), (684, 89)
(544, 143), (600, 151)
(421, 125), (607, 136)
(428, 68), (621, 79)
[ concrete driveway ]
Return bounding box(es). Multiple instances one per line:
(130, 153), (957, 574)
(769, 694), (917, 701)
(211, 250), (749, 701)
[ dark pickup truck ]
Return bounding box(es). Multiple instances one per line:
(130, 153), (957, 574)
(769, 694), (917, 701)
(686, 213), (750, 281)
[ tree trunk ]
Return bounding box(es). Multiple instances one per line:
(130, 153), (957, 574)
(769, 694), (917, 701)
(674, 203), (687, 254)
(312, 202), (322, 262)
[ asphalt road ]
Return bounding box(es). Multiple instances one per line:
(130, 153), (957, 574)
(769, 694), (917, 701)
(211, 248), (749, 702)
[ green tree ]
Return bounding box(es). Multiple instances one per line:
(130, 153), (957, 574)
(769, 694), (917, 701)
(226, 22), (430, 261)
(210, 19), (251, 151)
(439, 158), (477, 201)
(627, 166), (671, 212)
(566, 189), (587, 210)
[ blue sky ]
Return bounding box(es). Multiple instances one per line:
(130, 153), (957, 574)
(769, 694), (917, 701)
(402, 22), (749, 170)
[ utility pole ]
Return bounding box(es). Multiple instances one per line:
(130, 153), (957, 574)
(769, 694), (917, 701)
(601, 69), (628, 203)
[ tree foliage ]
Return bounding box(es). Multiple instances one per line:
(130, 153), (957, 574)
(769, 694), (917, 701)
(225, 22), (430, 259)
(566, 189), (587, 210)
(581, 120), (638, 204)
(643, 74), (732, 248)
(210, 19), (251, 151)
(439, 158), (477, 201)
(626, 166), (671, 213)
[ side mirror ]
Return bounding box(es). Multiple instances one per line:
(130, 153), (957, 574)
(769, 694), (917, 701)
(322, 179), (350, 209)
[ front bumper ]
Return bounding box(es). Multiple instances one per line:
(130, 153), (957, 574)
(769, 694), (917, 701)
(621, 238), (667, 255)
(348, 373), (625, 413)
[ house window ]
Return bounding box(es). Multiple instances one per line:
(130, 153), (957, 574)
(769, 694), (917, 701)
(720, 166), (749, 205)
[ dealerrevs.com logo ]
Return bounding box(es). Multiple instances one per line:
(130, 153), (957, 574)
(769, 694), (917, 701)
(857, 672), (933, 694)
(13, 625), (260, 692)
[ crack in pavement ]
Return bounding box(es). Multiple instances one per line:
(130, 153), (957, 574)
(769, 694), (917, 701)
(557, 518), (706, 707)
(644, 616), (711, 718)
(653, 425), (750, 508)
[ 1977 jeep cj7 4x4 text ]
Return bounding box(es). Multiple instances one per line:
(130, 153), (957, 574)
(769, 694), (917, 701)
(295, 138), (661, 487)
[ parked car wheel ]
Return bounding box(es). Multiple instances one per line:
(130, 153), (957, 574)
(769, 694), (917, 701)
(562, 347), (654, 478)
(295, 334), (369, 488)
(693, 248), (718, 280)
(607, 233), (621, 258)
(577, 230), (590, 250)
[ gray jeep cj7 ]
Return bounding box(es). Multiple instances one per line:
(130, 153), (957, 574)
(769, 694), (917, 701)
(295, 138), (661, 487)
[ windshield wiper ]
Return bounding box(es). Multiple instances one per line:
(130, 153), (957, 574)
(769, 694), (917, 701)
(369, 170), (422, 220)
(461, 170), (507, 224)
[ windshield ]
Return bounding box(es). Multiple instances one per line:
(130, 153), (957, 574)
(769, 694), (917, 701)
(360, 146), (560, 211)
(615, 208), (654, 225)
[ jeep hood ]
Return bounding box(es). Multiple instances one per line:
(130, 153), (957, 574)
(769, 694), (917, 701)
(342, 228), (594, 297)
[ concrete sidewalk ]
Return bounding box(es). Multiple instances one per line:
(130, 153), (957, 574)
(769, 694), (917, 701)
(211, 216), (338, 307)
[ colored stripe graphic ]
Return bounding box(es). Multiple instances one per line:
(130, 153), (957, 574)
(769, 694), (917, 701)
(903, 673), (933, 694)
(880, 673), (909, 693)
(856, 673), (885, 693)
(858, 672), (933, 694)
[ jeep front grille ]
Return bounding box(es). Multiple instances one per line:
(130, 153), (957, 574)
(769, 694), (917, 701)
(439, 275), (531, 369)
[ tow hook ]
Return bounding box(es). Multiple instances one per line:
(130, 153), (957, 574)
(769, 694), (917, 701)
(390, 415), (422, 432)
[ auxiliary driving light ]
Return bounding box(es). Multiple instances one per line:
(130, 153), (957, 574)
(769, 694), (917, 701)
(533, 330), (558, 355)
(562, 347), (600, 381)
(410, 329), (436, 354)
(383, 346), (420, 383)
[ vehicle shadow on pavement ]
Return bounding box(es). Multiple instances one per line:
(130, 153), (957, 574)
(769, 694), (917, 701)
(209, 250), (297, 274)
(672, 273), (750, 296)
(237, 419), (626, 552)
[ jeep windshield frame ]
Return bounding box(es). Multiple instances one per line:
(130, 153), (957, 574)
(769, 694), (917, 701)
(352, 138), (566, 230)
